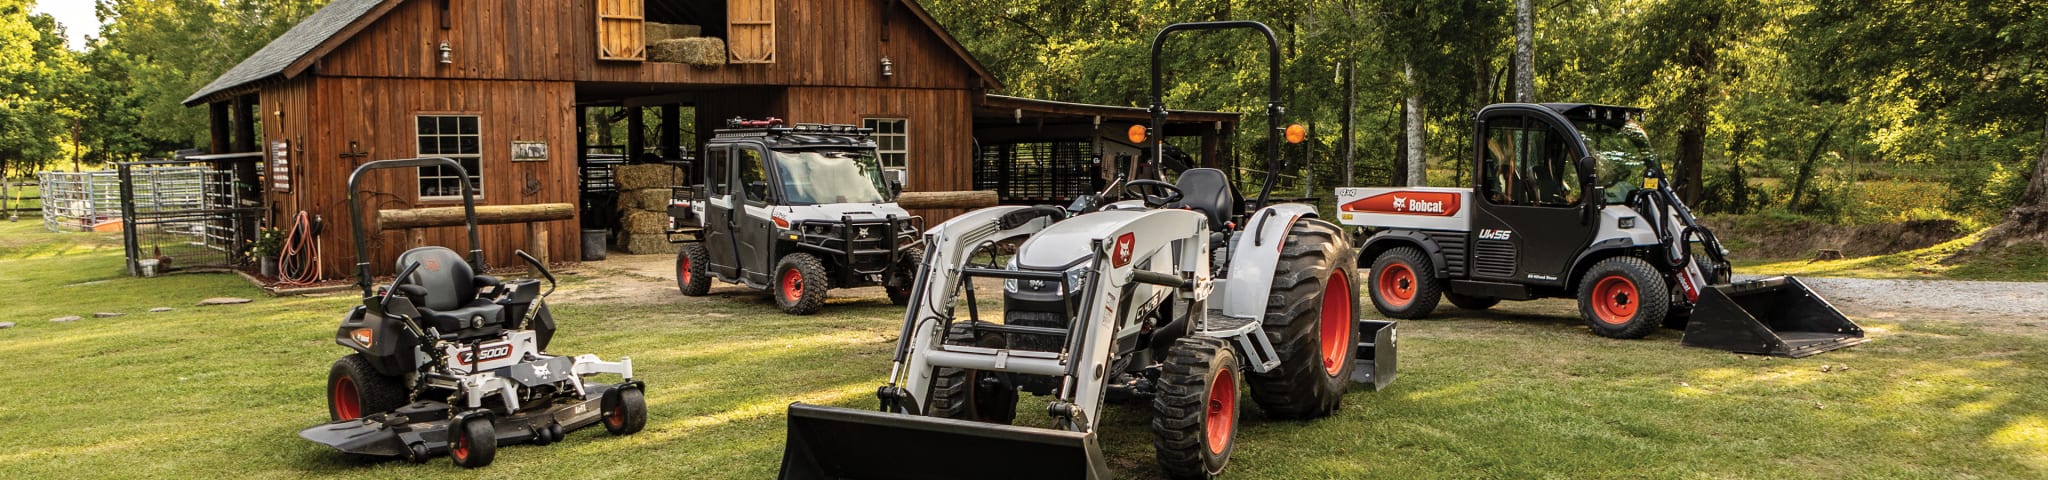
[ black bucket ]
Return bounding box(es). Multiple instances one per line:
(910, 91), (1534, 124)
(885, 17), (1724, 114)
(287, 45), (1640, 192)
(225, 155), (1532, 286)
(779, 403), (1107, 480)
(1680, 276), (1866, 357)
(581, 229), (608, 261)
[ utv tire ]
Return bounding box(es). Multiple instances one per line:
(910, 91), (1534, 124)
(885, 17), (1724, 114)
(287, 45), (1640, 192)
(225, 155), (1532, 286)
(929, 322), (1018, 424)
(1578, 256), (1670, 339)
(885, 248), (924, 306)
(449, 415), (496, 468)
(602, 387), (647, 435)
(677, 244), (711, 296)
(328, 354), (408, 421)
(1247, 219), (1358, 420)
(1445, 292), (1500, 311)
(1369, 246), (1441, 319)
(773, 253), (829, 315)
(1152, 337), (1240, 480)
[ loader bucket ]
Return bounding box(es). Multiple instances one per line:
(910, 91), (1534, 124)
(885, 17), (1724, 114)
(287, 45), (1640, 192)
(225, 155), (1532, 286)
(779, 403), (1108, 480)
(1680, 276), (1866, 358)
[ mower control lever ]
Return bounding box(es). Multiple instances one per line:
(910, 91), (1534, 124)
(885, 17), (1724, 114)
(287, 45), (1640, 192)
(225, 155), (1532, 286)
(382, 260), (425, 313)
(514, 250), (556, 298)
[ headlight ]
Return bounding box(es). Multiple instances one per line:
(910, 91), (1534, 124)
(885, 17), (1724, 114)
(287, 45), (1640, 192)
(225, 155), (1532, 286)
(1005, 262), (1090, 295)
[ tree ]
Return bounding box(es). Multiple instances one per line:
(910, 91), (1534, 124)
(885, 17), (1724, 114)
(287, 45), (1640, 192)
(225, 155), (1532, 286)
(0, 0), (79, 180)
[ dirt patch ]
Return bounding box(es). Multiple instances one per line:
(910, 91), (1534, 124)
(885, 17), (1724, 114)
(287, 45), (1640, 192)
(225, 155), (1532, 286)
(1706, 217), (1967, 260)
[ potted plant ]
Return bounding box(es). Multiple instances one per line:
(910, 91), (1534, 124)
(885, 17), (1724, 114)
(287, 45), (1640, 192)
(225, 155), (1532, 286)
(251, 227), (284, 278)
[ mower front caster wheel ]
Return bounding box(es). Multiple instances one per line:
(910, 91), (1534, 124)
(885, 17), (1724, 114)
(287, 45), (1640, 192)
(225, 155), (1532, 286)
(603, 387), (647, 435)
(450, 415), (496, 468)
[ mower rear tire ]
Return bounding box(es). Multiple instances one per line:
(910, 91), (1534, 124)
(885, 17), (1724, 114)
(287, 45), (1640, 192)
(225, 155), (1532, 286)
(1578, 256), (1669, 339)
(602, 387), (647, 435)
(1247, 218), (1358, 420)
(886, 248), (924, 306)
(1446, 292), (1500, 311)
(328, 354), (407, 422)
(1369, 247), (1441, 319)
(929, 321), (1018, 424)
(450, 415), (496, 468)
(1152, 337), (1240, 480)
(677, 244), (711, 296)
(773, 253), (829, 315)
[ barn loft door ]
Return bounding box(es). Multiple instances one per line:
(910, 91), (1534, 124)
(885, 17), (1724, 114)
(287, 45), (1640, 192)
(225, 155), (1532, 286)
(728, 0), (775, 63)
(597, 0), (645, 61)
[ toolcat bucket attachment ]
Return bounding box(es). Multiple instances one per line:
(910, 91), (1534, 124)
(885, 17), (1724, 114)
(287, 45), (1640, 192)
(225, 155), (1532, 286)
(778, 403), (1108, 480)
(1680, 276), (1865, 358)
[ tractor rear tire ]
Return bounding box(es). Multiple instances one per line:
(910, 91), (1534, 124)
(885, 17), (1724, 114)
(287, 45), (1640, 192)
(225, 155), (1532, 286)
(1152, 337), (1240, 480)
(1578, 256), (1670, 339)
(1446, 292), (1500, 311)
(1246, 219), (1358, 420)
(328, 354), (408, 422)
(886, 249), (924, 306)
(449, 415), (496, 468)
(929, 321), (1018, 424)
(677, 244), (711, 296)
(1369, 246), (1441, 319)
(773, 253), (829, 315)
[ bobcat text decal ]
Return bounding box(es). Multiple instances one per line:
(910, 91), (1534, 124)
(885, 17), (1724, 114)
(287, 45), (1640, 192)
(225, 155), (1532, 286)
(1340, 191), (1462, 217)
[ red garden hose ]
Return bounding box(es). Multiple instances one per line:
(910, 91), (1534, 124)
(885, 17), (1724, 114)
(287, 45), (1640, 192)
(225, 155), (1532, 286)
(277, 211), (323, 286)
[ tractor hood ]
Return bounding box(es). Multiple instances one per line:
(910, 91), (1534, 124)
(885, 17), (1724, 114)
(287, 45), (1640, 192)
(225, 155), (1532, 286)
(1012, 210), (1154, 270)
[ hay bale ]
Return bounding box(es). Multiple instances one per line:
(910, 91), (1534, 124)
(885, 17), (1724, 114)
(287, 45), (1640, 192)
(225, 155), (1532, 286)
(645, 23), (702, 44)
(621, 210), (670, 234)
(649, 38), (726, 67)
(613, 164), (682, 190)
(616, 233), (680, 255)
(619, 188), (675, 212)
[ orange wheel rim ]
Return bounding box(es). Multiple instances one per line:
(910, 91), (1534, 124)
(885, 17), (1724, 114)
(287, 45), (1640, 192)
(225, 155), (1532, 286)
(1592, 275), (1639, 325)
(331, 377), (360, 420)
(780, 268), (803, 301)
(451, 430), (468, 460)
(1204, 367), (1236, 455)
(679, 257), (691, 285)
(1319, 273), (1354, 376)
(1377, 263), (1416, 307)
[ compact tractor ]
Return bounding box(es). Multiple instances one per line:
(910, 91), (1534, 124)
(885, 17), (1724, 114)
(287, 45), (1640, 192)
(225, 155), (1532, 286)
(302, 159), (647, 468)
(778, 22), (1396, 479)
(672, 119), (923, 314)
(1340, 103), (1864, 357)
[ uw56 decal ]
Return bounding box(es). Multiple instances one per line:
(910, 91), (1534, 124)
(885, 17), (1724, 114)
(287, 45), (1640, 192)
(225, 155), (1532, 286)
(1340, 191), (1462, 216)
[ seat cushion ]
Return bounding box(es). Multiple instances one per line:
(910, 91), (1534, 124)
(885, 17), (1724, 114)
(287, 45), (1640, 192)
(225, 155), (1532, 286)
(420, 299), (505, 339)
(1168, 168), (1238, 231)
(396, 247), (477, 311)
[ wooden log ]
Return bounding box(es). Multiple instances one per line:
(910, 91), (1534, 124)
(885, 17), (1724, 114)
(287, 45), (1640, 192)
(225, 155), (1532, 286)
(895, 190), (999, 209)
(378, 203), (574, 231)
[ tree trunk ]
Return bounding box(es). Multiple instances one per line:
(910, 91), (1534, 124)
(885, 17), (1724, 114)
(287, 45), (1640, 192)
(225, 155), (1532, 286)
(1676, 106), (1708, 206)
(1342, 61), (1356, 187)
(1404, 63), (1427, 187)
(1788, 120), (1840, 214)
(1960, 117), (2048, 256)
(1514, 0), (1536, 102)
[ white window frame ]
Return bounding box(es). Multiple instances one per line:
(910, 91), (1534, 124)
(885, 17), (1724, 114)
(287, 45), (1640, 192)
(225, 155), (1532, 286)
(864, 117), (909, 185)
(415, 114), (484, 201)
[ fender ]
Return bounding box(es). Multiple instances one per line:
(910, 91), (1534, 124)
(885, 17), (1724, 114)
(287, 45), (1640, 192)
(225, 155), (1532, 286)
(336, 305), (419, 377)
(1564, 238), (1641, 293)
(1219, 203), (1319, 320)
(1360, 229), (1451, 279)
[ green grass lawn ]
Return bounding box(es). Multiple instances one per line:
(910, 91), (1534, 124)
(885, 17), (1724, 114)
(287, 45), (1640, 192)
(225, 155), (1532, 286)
(3, 220), (2045, 478)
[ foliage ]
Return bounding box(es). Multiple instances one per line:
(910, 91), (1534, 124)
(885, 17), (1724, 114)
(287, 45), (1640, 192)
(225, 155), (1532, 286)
(248, 226), (283, 258)
(0, 0), (81, 179)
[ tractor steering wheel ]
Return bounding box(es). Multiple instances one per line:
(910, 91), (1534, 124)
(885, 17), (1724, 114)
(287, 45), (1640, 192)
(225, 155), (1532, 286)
(1123, 180), (1184, 208)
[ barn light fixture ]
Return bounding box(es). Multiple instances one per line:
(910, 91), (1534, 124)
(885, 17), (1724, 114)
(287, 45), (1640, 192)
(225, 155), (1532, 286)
(879, 56), (893, 78)
(438, 43), (453, 65)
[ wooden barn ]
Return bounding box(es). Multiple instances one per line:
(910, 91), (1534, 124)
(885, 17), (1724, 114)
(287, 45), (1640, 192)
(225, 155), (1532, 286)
(185, 0), (1237, 280)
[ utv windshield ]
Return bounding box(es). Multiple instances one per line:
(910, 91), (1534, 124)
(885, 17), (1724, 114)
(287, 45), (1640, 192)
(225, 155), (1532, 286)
(774, 150), (893, 205)
(1578, 120), (1656, 204)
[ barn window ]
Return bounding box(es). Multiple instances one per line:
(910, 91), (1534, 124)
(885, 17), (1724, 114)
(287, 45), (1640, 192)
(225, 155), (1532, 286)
(416, 115), (484, 200)
(725, 0), (774, 63)
(864, 118), (909, 183)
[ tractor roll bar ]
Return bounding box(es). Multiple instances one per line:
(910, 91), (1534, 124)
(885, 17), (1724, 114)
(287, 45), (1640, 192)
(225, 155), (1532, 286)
(1147, 20), (1286, 211)
(346, 157), (483, 297)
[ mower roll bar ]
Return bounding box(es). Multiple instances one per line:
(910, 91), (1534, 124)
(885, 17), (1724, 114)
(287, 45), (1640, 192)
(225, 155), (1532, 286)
(1147, 20), (1286, 212)
(347, 158), (483, 297)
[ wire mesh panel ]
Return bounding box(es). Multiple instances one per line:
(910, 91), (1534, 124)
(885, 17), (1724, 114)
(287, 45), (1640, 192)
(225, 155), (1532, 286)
(37, 171), (129, 231)
(974, 141), (1100, 205)
(114, 159), (264, 276)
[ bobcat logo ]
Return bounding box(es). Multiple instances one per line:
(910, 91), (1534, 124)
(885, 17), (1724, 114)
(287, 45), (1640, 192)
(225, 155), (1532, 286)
(422, 258), (442, 273)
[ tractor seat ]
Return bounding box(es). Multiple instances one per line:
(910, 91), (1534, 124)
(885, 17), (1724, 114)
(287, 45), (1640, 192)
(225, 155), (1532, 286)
(1168, 168), (1239, 231)
(394, 247), (505, 339)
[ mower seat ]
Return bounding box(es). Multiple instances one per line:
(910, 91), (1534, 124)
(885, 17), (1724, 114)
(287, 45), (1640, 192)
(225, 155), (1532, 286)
(395, 247), (504, 339)
(1169, 168), (1239, 231)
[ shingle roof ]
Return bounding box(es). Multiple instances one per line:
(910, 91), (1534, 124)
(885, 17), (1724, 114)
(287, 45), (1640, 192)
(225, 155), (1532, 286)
(181, 0), (389, 105)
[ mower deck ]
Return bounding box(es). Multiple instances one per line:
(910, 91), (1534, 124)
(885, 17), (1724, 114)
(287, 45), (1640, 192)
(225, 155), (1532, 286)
(300, 383), (621, 461)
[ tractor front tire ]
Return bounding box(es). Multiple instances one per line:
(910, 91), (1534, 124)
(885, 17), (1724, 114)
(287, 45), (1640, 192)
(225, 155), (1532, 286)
(1152, 337), (1241, 480)
(929, 321), (1018, 424)
(677, 244), (711, 296)
(449, 415), (496, 468)
(1247, 219), (1358, 420)
(328, 354), (408, 422)
(1446, 292), (1500, 310)
(602, 387), (647, 435)
(773, 253), (829, 315)
(1369, 246), (1441, 319)
(886, 248), (924, 306)
(1577, 256), (1670, 339)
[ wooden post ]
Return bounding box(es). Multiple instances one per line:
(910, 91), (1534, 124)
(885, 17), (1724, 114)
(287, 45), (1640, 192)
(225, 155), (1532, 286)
(232, 95), (257, 153)
(209, 102), (231, 155)
(407, 228), (427, 251)
(528, 224), (550, 272)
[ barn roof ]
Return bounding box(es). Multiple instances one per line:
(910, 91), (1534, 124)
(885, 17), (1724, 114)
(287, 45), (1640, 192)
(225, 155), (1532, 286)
(184, 0), (1002, 106)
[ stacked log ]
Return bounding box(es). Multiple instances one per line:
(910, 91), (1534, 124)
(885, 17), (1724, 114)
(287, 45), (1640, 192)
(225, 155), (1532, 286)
(613, 164), (683, 254)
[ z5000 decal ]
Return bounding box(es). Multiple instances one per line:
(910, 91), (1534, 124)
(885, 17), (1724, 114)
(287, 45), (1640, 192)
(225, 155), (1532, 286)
(1339, 191), (1462, 216)
(455, 343), (514, 365)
